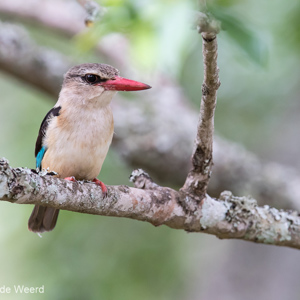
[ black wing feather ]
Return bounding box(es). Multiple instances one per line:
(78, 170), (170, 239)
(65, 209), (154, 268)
(35, 106), (61, 157)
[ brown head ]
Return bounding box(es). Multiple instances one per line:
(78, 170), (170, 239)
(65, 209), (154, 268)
(58, 63), (151, 108)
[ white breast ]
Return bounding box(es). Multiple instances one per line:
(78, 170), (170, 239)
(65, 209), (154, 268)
(42, 105), (114, 180)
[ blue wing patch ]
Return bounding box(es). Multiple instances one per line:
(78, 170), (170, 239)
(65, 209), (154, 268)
(36, 146), (47, 169)
(35, 106), (61, 170)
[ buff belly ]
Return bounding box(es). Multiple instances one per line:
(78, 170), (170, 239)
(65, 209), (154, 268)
(42, 106), (114, 180)
(42, 141), (111, 180)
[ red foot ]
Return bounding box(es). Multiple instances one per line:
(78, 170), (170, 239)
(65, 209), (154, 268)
(92, 178), (108, 198)
(64, 176), (76, 182)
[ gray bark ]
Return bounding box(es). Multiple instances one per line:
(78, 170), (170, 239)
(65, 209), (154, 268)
(1, 158), (299, 249)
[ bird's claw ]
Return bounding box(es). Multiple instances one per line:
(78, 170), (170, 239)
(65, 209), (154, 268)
(92, 178), (108, 198)
(64, 176), (76, 182)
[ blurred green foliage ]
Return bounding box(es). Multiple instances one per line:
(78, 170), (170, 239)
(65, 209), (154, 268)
(1, 0), (300, 299)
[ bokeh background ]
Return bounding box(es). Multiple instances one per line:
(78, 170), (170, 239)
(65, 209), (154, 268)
(0, 0), (300, 299)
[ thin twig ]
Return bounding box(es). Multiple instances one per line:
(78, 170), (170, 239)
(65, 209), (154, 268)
(181, 15), (221, 200)
(76, 0), (105, 26)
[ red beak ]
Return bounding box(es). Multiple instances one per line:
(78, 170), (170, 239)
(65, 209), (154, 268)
(99, 76), (151, 91)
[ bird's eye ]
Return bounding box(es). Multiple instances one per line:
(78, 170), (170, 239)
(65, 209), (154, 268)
(84, 74), (100, 84)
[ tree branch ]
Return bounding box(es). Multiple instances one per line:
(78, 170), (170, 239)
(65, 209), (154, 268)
(182, 17), (220, 199)
(0, 20), (72, 96)
(0, 0), (85, 36)
(1, 158), (300, 249)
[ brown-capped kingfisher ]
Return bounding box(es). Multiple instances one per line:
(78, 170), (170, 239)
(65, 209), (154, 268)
(28, 63), (151, 233)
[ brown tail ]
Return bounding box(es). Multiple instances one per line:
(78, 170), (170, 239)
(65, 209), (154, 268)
(28, 205), (60, 233)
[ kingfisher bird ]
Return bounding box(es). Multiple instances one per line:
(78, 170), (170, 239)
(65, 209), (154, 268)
(28, 63), (151, 233)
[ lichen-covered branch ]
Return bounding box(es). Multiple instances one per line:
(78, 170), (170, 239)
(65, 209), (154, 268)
(182, 18), (220, 199)
(1, 158), (300, 249)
